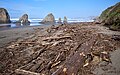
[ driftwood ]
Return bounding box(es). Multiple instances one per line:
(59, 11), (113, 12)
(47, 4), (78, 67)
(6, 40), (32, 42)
(111, 35), (120, 41)
(51, 61), (61, 68)
(52, 35), (97, 75)
(18, 45), (48, 71)
(42, 35), (71, 41)
(42, 40), (65, 46)
(0, 23), (117, 75)
(15, 69), (40, 75)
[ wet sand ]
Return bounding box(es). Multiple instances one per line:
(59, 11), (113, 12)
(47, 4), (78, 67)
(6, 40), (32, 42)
(0, 25), (50, 47)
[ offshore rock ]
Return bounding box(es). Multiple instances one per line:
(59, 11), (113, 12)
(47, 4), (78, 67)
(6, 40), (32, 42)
(0, 8), (11, 24)
(17, 14), (30, 25)
(41, 13), (55, 24)
(63, 16), (68, 24)
(57, 18), (62, 24)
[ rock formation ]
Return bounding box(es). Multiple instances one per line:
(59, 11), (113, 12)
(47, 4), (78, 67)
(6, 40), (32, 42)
(41, 13), (55, 24)
(0, 8), (11, 24)
(57, 18), (62, 24)
(99, 2), (120, 31)
(63, 16), (67, 24)
(17, 14), (30, 25)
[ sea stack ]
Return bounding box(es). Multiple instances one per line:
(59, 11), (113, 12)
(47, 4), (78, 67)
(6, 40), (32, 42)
(41, 13), (55, 24)
(99, 2), (120, 31)
(57, 18), (62, 24)
(0, 8), (11, 24)
(63, 16), (68, 24)
(17, 14), (30, 25)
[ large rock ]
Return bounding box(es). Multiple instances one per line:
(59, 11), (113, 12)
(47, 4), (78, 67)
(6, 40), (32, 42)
(17, 14), (30, 25)
(41, 13), (55, 24)
(57, 18), (62, 24)
(0, 8), (11, 24)
(99, 2), (120, 31)
(63, 16), (68, 24)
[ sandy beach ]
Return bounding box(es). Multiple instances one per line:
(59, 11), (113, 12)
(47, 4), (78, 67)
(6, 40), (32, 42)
(0, 25), (51, 47)
(0, 0), (120, 75)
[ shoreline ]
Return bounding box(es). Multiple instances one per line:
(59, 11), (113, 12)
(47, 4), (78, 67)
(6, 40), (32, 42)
(0, 25), (51, 47)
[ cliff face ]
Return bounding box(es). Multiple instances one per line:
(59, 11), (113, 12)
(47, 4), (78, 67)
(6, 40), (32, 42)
(99, 2), (120, 31)
(0, 8), (11, 24)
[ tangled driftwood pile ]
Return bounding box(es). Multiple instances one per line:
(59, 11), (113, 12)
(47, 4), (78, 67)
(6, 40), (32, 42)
(0, 23), (117, 75)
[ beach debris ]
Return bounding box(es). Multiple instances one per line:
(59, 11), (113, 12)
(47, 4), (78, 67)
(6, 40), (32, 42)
(100, 51), (112, 63)
(111, 35), (120, 41)
(0, 23), (116, 75)
(51, 61), (61, 68)
(83, 53), (93, 67)
(15, 69), (40, 75)
(0, 36), (6, 39)
(63, 68), (67, 75)
(0, 62), (5, 72)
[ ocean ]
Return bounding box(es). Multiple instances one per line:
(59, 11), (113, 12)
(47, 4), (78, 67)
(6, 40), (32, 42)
(0, 18), (94, 30)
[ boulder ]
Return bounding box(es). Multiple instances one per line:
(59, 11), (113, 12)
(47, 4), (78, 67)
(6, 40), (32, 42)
(57, 18), (62, 24)
(17, 14), (30, 25)
(99, 2), (120, 31)
(0, 8), (11, 24)
(63, 16), (67, 24)
(41, 13), (55, 24)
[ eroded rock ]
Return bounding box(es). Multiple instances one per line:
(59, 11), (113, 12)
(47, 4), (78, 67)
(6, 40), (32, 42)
(16, 14), (30, 25)
(0, 8), (11, 24)
(63, 16), (67, 24)
(41, 13), (55, 24)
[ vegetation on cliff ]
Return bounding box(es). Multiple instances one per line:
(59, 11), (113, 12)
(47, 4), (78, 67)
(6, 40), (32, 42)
(99, 2), (120, 31)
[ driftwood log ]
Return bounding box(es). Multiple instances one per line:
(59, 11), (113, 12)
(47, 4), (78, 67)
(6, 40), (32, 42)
(52, 34), (97, 75)
(15, 69), (40, 75)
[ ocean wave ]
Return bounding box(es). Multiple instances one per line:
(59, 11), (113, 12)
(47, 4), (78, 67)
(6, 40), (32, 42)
(11, 18), (94, 23)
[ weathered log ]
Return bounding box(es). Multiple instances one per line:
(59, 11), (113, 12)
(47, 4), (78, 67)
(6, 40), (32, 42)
(19, 42), (41, 44)
(55, 53), (61, 62)
(51, 61), (61, 68)
(42, 35), (71, 41)
(30, 60), (43, 72)
(21, 63), (35, 70)
(15, 69), (40, 75)
(41, 40), (65, 46)
(111, 35), (120, 41)
(52, 34), (97, 75)
(19, 45), (48, 70)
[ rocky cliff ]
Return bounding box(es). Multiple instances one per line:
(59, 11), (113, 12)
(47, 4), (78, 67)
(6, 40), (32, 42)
(99, 2), (120, 31)
(0, 8), (11, 24)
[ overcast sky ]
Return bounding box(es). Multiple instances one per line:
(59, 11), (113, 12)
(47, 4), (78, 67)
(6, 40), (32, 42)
(0, 0), (119, 18)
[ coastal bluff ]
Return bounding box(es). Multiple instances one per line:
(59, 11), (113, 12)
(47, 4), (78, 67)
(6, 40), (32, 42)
(99, 2), (120, 31)
(0, 8), (11, 24)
